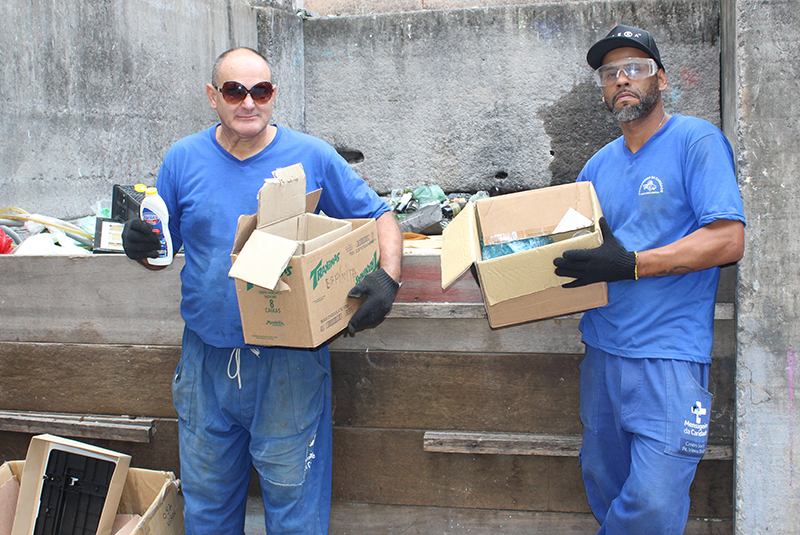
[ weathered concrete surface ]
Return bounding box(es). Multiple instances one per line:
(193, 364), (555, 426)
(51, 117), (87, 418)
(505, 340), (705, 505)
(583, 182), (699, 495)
(303, 1), (722, 196)
(0, 0), (288, 220)
(304, 0), (559, 17)
(733, 0), (800, 531)
(254, 1), (306, 130)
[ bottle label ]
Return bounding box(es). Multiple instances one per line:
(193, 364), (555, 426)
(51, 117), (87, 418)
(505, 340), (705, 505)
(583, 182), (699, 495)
(142, 207), (168, 258)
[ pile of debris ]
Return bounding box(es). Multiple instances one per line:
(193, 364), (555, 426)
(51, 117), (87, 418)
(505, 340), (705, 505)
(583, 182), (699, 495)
(388, 185), (491, 235)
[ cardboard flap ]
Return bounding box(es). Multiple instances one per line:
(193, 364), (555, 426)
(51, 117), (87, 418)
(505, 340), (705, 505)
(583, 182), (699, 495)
(228, 231), (298, 291)
(232, 213), (258, 255)
(1, 470), (19, 535)
(480, 231), (602, 306)
(258, 163), (307, 227)
(306, 189), (322, 213)
(441, 202), (481, 289)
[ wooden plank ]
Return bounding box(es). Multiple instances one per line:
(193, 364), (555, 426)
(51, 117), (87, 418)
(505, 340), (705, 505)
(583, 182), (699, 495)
(332, 317), (584, 353)
(0, 342), (179, 417)
(332, 351), (583, 434)
(0, 410), (155, 443)
(388, 302), (487, 319)
(331, 427), (733, 517)
(330, 350), (734, 441)
(387, 302), (733, 320)
(329, 504), (602, 535)
(422, 431), (733, 460)
(0, 418), (181, 476)
(330, 317), (735, 356)
(0, 255), (184, 345)
(332, 427), (591, 513)
(0, 343), (733, 441)
(395, 255), (483, 304)
(0, 254), (735, 345)
(688, 460), (735, 517)
(717, 264), (737, 303)
(424, 431), (581, 457)
(326, 503), (732, 535)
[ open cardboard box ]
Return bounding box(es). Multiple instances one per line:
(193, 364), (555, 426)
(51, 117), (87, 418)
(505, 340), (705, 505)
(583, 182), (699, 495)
(229, 163), (380, 348)
(10, 434), (131, 535)
(1, 461), (182, 535)
(2, 435), (182, 535)
(441, 181), (608, 327)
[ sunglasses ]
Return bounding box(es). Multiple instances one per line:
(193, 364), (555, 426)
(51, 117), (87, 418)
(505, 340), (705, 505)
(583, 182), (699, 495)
(213, 81), (275, 104)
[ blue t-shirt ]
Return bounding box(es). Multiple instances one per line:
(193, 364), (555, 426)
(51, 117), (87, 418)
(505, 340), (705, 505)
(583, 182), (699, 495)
(577, 114), (746, 363)
(157, 125), (390, 348)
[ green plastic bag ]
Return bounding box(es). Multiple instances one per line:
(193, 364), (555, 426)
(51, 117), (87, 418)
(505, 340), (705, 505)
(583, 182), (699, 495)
(412, 185), (446, 206)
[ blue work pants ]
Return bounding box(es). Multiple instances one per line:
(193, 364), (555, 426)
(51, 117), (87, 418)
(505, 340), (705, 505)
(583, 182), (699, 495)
(580, 345), (712, 535)
(174, 327), (332, 535)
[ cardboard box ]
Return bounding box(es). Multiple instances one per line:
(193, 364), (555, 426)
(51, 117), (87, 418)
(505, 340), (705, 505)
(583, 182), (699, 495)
(441, 182), (608, 327)
(0, 462), (21, 535)
(11, 434), (131, 535)
(1, 458), (183, 535)
(229, 163), (380, 348)
(114, 467), (183, 535)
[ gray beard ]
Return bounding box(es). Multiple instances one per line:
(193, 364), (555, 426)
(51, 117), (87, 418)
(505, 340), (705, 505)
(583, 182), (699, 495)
(607, 79), (660, 122)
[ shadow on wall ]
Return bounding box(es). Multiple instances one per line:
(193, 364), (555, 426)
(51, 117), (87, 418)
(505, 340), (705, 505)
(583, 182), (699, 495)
(539, 80), (621, 186)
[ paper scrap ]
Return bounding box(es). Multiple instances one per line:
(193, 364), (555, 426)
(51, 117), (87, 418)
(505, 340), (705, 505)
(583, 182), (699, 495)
(553, 208), (592, 234)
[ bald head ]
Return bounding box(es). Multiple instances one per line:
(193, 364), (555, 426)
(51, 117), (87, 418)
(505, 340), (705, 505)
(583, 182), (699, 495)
(211, 47), (271, 86)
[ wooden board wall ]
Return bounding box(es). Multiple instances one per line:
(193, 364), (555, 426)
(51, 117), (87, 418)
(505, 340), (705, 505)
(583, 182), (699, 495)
(0, 253), (737, 518)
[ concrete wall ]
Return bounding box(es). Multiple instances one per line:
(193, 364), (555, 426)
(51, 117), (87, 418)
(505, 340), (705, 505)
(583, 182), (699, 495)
(304, 0), (578, 17)
(302, 1), (722, 195)
(734, 0), (800, 532)
(1, 0), (723, 215)
(255, 1), (306, 131)
(0, 0), (279, 220)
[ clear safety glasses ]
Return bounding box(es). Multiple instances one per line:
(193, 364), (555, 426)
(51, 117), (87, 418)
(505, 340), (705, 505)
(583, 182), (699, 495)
(594, 58), (659, 87)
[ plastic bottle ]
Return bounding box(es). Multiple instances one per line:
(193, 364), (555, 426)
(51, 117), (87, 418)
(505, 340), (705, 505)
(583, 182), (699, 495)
(139, 186), (173, 266)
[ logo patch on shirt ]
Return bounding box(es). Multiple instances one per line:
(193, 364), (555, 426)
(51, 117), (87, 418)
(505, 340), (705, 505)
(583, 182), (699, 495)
(638, 176), (663, 195)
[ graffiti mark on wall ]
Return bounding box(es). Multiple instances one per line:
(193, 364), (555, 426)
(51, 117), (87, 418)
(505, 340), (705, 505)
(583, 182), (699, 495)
(788, 347), (797, 486)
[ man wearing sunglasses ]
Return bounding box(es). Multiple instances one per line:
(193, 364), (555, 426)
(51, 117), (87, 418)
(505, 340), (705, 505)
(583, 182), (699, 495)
(552, 25), (745, 534)
(122, 47), (402, 534)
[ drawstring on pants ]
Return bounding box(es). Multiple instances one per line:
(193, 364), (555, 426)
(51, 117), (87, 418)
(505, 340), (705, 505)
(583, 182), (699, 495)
(228, 348), (261, 389)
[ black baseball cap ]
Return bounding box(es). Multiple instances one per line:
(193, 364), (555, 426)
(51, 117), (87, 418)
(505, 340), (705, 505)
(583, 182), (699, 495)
(587, 25), (664, 71)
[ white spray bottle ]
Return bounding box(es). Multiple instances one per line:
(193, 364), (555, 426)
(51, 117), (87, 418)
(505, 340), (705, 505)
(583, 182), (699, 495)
(139, 185), (174, 266)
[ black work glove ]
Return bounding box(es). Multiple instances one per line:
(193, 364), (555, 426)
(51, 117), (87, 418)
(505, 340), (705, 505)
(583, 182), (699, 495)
(347, 268), (400, 334)
(122, 218), (161, 260)
(553, 217), (637, 288)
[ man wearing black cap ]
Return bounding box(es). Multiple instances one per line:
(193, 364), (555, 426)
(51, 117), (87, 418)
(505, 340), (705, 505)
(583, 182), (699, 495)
(553, 25), (746, 534)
